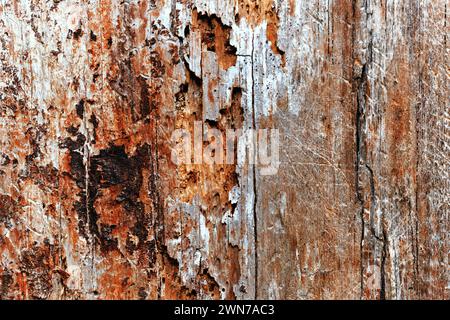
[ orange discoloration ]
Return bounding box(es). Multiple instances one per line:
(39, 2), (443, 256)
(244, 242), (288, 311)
(15, 272), (28, 299)
(98, 251), (134, 299)
(265, 11), (285, 66)
(289, 0), (296, 16)
(192, 10), (237, 70)
(385, 59), (413, 181)
(0, 0), (446, 301)
(94, 186), (123, 226)
(235, 0), (285, 64)
(236, 0), (274, 26)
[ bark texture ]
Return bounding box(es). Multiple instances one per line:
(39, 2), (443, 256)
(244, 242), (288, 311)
(0, 0), (448, 299)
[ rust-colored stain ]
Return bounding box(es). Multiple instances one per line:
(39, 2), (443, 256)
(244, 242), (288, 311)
(236, 0), (285, 65)
(192, 9), (238, 71)
(0, 0), (448, 300)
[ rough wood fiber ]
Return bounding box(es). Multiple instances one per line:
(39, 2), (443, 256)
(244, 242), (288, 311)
(0, 0), (448, 300)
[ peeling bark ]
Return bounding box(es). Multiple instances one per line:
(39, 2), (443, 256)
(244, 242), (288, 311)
(0, 0), (448, 300)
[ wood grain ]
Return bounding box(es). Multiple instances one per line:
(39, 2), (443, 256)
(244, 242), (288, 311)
(0, 0), (448, 300)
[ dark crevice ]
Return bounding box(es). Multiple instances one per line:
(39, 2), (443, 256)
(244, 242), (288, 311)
(251, 32), (258, 300)
(354, 59), (367, 299)
(380, 229), (388, 300)
(191, 9), (238, 70)
(353, 0), (389, 299)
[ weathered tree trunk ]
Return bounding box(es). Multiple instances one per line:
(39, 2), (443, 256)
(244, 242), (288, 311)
(0, 0), (447, 300)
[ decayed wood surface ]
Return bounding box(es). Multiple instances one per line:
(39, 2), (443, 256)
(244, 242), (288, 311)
(0, 0), (448, 300)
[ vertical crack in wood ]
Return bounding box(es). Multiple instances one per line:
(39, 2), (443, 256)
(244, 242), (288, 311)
(0, 0), (447, 300)
(251, 30), (258, 300)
